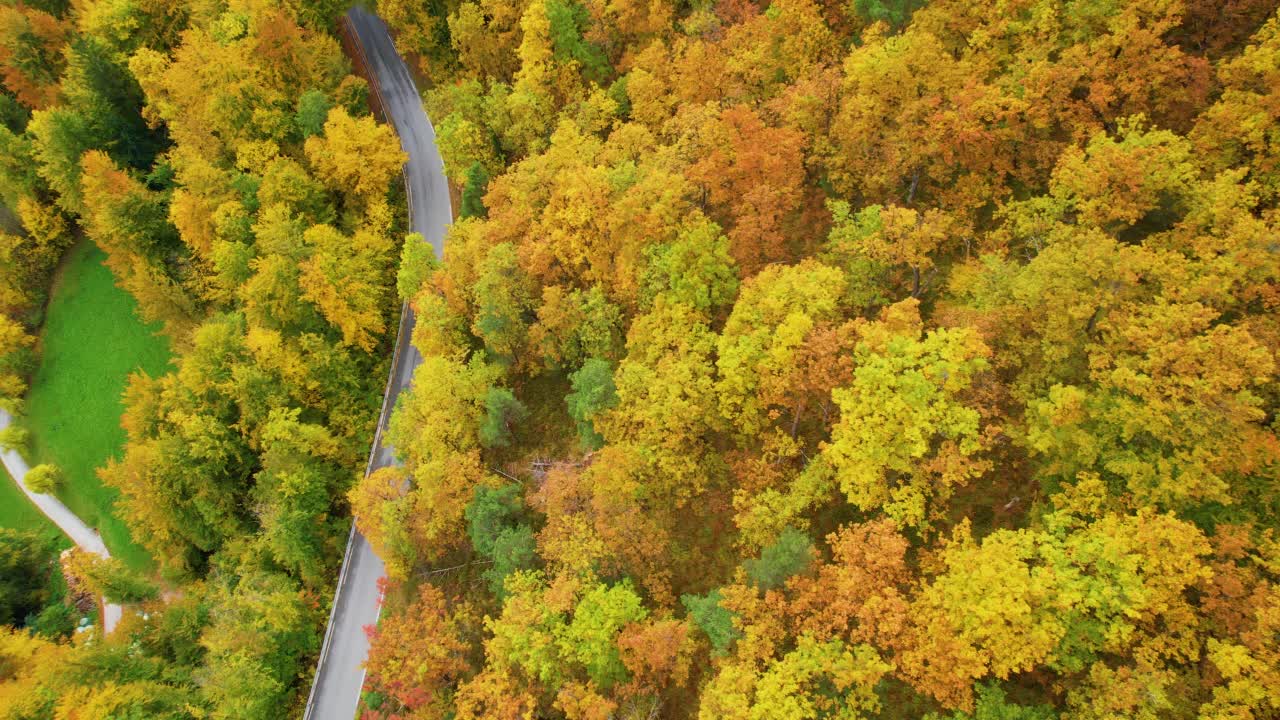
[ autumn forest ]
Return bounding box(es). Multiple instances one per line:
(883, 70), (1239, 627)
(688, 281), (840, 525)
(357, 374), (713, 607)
(1, 0), (1279, 718)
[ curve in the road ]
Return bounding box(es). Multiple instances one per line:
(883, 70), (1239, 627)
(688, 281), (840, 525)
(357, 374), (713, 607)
(0, 409), (123, 633)
(303, 9), (453, 720)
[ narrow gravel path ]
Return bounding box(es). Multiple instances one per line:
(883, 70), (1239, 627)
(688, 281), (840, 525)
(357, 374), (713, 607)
(0, 409), (123, 633)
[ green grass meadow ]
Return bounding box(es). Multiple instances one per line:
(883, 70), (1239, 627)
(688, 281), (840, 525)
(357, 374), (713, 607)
(24, 241), (171, 572)
(0, 465), (68, 548)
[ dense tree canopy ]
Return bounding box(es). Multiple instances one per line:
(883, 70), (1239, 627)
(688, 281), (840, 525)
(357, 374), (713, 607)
(359, 1), (1280, 718)
(2, 0), (1280, 718)
(0, 0), (401, 714)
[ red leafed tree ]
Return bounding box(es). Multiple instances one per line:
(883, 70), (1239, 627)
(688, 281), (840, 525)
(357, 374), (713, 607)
(363, 584), (473, 718)
(686, 105), (809, 275)
(617, 618), (694, 698)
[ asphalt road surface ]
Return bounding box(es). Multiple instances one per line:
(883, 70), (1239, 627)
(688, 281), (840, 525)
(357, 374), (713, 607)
(303, 8), (453, 720)
(0, 409), (123, 633)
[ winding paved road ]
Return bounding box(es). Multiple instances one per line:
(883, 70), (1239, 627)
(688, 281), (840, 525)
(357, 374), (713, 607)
(303, 9), (452, 720)
(0, 409), (123, 633)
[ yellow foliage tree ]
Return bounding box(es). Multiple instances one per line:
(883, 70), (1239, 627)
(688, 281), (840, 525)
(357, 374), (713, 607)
(303, 106), (406, 201)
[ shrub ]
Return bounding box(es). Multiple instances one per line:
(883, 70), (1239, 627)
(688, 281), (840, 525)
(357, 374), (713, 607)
(24, 463), (63, 494)
(0, 424), (29, 453)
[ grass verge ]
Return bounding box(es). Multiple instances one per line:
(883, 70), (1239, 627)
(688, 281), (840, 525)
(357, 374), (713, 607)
(0, 465), (67, 547)
(24, 240), (171, 572)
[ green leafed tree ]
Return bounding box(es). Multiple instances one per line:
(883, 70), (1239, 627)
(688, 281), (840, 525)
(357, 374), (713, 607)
(484, 525), (537, 597)
(744, 527), (814, 591)
(681, 589), (741, 656)
(641, 214), (739, 315)
(466, 482), (525, 556)
(396, 232), (438, 303)
(479, 386), (529, 448)
(471, 242), (534, 363)
(23, 463), (62, 494)
(0, 529), (54, 626)
(545, 0), (610, 83)
(294, 89), (330, 139)
(460, 161), (489, 219)
(565, 357), (617, 451)
(558, 579), (647, 689)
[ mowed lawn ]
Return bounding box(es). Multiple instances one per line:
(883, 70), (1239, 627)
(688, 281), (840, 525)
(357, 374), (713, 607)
(0, 465), (68, 549)
(24, 241), (171, 572)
